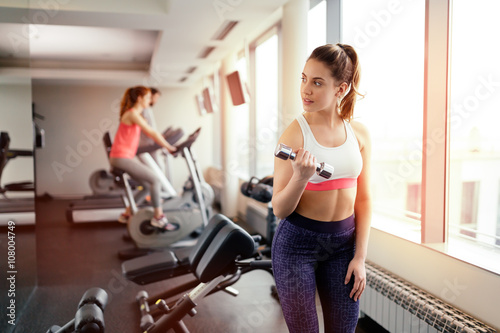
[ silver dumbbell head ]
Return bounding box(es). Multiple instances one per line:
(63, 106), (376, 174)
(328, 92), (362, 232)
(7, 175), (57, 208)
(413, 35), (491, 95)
(274, 143), (294, 160)
(317, 162), (334, 179)
(275, 143), (334, 179)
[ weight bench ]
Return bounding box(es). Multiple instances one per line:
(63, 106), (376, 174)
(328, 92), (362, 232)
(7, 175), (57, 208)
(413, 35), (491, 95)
(133, 214), (270, 333)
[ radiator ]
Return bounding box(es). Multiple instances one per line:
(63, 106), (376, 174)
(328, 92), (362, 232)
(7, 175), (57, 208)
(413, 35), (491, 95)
(360, 262), (497, 333)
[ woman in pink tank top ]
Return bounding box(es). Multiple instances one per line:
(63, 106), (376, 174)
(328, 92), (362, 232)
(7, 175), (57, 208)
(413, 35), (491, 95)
(109, 86), (178, 231)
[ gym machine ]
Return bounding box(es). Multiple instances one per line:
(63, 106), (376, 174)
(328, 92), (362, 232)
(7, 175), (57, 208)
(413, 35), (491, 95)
(0, 129), (43, 226)
(130, 214), (272, 333)
(117, 128), (214, 258)
(66, 127), (185, 224)
(240, 175), (275, 250)
(88, 127), (183, 198)
(240, 175), (280, 301)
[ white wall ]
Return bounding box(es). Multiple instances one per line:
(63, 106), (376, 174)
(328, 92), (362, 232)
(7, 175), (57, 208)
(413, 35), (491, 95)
(32, 82), (216, 197)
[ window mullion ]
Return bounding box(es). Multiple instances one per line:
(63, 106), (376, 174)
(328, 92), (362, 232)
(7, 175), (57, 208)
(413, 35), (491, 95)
(248, 43), (257, 177)
(421, 0), (451, 243)
(326, 0), (342, 43)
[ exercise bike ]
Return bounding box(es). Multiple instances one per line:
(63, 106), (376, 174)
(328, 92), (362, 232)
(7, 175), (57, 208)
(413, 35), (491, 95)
(67, 128), (185, 224)
(117, 128), (214, 258)
(88, 127), (184, 198)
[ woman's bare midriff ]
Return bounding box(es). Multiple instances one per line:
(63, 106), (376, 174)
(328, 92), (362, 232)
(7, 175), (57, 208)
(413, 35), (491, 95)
(295, 187), (357, 222)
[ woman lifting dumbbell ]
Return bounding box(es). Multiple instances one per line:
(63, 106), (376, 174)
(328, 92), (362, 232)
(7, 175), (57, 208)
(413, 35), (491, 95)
(271, 43), (372, 333)
(109, 86), (179, 231)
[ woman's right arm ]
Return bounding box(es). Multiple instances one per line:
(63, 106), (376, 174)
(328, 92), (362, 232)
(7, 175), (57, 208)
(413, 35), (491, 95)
(272, 122), (317, 219)
(127, 112), (177, 153)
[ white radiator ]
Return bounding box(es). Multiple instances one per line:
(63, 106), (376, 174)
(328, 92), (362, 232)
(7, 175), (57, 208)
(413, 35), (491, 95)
(360, 262), (497, 333)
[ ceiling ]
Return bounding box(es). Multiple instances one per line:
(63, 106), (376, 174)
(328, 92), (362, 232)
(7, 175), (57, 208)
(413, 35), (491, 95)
(0, 0), (289, 86)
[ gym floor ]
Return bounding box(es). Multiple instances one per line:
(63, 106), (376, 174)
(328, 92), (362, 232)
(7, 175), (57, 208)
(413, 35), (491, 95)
(11, 198), (388, 333)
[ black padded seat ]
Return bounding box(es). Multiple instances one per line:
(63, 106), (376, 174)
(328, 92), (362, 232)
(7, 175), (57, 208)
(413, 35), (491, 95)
(122, 251), (186, 285)
(194, 221), (255, 283)
(122, 214), (233, 285)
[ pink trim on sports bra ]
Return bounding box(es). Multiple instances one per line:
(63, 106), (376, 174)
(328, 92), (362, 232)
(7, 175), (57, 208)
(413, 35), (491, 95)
(305, 178), (357, 191)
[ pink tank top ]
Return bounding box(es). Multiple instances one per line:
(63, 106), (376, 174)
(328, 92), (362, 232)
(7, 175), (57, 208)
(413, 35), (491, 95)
(109, 122), (141, 159)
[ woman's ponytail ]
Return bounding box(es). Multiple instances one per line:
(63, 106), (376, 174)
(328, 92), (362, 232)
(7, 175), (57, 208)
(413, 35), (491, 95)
(119, 86), (150, 118)
(338, 44), (364, 120)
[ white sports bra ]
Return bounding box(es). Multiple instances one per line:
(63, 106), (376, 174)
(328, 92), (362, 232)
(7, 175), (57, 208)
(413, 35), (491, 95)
(297, 114), (363, 190)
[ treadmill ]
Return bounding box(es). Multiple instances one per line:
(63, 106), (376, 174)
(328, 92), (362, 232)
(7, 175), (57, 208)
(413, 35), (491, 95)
(0, 131), (40, 226)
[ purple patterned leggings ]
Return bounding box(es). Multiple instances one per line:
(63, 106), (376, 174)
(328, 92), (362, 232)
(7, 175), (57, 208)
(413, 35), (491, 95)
(271, 212), (359, 333)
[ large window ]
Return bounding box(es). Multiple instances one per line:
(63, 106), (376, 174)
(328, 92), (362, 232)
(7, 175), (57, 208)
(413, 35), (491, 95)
(333, 0), (500, 274)
(308, 0), (327, 55)
(233, 28), (279, 180)
(254, 33), (279, 178)
(447, 0), (500, 270)
(342, 0), (426, 241)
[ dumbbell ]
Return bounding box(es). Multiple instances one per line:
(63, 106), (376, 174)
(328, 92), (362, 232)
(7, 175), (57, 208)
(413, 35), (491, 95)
(46, 287), (108, 333)
(274, 143), (334, 179)
(240, 176), (273, 203)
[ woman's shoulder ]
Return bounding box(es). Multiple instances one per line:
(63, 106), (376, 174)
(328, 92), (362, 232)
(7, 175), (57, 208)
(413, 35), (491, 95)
(278, 118), (303, 149)
(349, 119), (371, 148)
(349, 119), (368, 132)
(121, 109), (141, 123)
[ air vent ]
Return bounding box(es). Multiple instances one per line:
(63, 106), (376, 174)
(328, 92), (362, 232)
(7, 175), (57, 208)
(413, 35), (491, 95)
(198, 46), (216, 59)
(212, 20), (238, 41)
(186, 66), (197, 74)
(179, 76), (188, 83)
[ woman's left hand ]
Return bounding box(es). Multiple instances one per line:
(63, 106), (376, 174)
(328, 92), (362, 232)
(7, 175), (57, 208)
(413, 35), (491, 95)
(344, 256), (366, 302)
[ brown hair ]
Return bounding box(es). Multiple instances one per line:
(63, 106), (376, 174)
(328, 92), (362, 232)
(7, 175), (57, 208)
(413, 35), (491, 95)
(150, 87), (161, 96)
(308, 43), (363, 120)
(119, 86), (150, 118)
